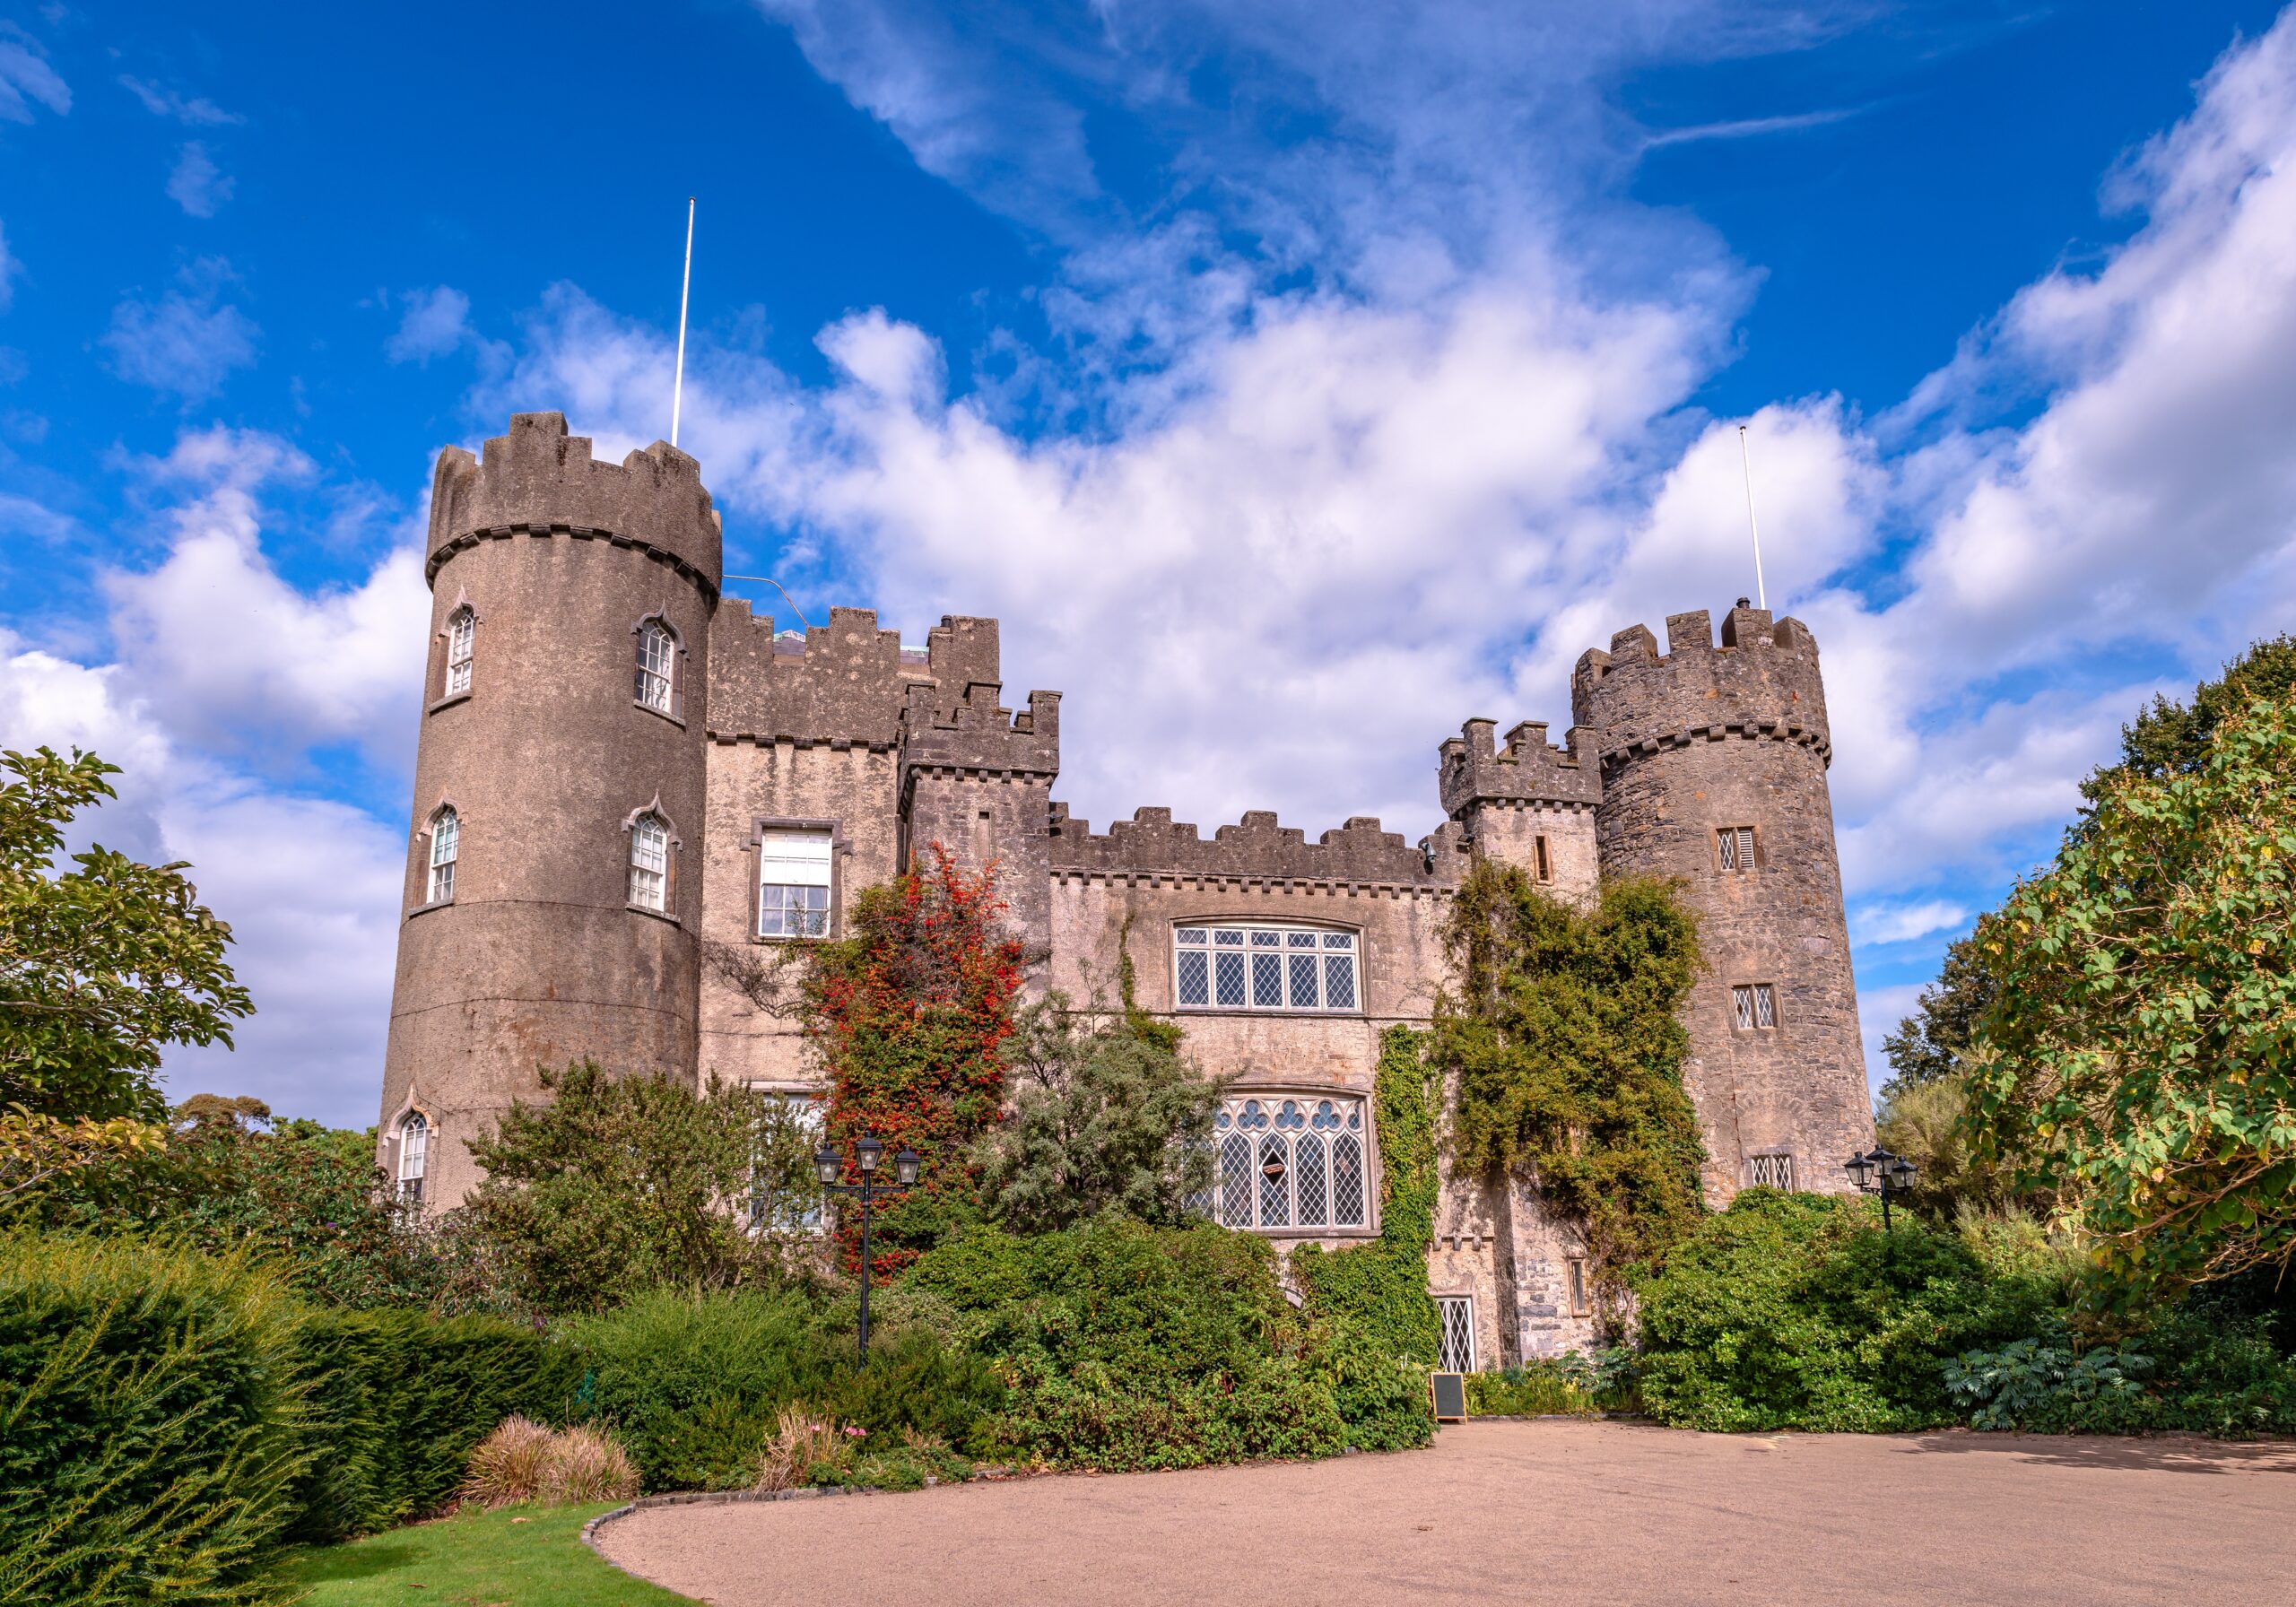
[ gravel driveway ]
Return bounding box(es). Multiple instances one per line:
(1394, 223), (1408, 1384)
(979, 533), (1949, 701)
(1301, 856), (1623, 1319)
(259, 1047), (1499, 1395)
(593, 1420), (2296, 1607)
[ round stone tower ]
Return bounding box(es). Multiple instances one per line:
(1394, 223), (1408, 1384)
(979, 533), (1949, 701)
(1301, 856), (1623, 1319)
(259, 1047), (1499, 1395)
(378, 413), (720, 1208)
(1571, 602), (1874, 1202)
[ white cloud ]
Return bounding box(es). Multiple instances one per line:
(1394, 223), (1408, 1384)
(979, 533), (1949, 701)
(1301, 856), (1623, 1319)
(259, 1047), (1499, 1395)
(0, 219), (17, 313)
(386, 286), (474, 365)
(0, 33), (68, 124)
(1856, 981), (1923, 1098)
(117, 74), (239, 126)
(101, 260), (258, 402)
(165, 142), (234, 218)
(1849, 899), (1967, 948)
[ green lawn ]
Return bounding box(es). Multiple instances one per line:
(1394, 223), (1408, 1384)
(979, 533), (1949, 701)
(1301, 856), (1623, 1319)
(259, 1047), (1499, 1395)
(269, 1502), (696, 1606)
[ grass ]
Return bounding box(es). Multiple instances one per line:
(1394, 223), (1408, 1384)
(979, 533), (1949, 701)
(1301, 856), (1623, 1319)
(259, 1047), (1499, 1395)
(267, 1502), (696, 1606)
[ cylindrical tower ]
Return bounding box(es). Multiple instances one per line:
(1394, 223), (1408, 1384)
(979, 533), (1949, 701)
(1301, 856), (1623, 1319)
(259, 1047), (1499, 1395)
(378, 413), (721, 1208)
(1571, 603), (1874, 1202)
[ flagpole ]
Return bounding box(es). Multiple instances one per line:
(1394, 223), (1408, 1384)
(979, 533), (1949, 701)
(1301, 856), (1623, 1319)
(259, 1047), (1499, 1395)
(1737, 423), (1768, 611)
(670, 196), (695, 448)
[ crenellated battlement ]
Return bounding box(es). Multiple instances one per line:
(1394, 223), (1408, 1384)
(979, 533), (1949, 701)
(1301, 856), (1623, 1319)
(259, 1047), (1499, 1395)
(899, 678), (1061, 779)
(1438, 717), (1603, 818)
(1048, 804), (1451, 887)
(708, 607), (1003, 748)
(1570, 604), (1830, 767)
(426, 413), (721, 591)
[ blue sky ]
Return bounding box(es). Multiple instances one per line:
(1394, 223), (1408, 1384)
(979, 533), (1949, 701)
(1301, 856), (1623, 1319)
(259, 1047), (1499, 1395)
(4, 1), (2292, 1125)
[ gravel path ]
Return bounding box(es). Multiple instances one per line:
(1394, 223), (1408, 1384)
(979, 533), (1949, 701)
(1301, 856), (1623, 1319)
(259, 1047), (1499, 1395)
(594, 1420), (2296, 1607)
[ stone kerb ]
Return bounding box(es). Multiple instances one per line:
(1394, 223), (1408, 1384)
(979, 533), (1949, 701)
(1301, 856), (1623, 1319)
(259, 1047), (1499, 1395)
(1569, 605), (1831, 765)
(426, 412), (723, 592)
(1048, 804), (1450, 887)
(1437, 717), (1604, 818)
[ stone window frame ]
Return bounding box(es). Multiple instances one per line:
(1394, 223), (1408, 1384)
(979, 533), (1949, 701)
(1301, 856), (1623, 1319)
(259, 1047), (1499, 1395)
(381, 1092), (435, 1204)
(1434, 1293), (1477, 1373)
(1746, 1151), (1796, 1191)
(631, 611), (689, 725)
(1731, 982), (1779, 1032)
(406, 799), (462, 916)
(1170, 916), (1365, 1016)
(1713, 823), (1763, 873)
(744, 817), (846, 945)
(1565, 1257), (1591, 1316)
(1532, 833), (1554, 883)
(427, 588), (482, 713)
(1207, 1086), (1380, 1240)
(622, 795), (681, 923)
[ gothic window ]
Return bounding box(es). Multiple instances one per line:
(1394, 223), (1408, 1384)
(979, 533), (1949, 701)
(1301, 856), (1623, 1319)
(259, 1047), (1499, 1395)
(444, 606), (475, 697)
(1748, 1152), (1796, 1190)
(634, 618), (679, 716)
(426, 808), (458, 904)
(628, 812), (670, 911)
(1717, 825), (1758, 872)
(1209, 1095), (1370, 1231)
(1174, 925), (1359, 1013)
(396, 1110), (429, 1203)
(758, 827), (832, 938)
(1436, 1296), (1476, 1373)
(1732, 983), (1778, 1030)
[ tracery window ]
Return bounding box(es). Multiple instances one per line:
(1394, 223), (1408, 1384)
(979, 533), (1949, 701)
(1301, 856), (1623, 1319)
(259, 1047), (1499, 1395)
(1174, 925), (1359, 1012)
(426, 808), (458, 904)
(396, 1110), (429, 1203)
(635, 618), (678, 716)
(444, 606), (474, 697)
(629, 812), (670, 910)
(1211, 1094), (1368, 1231)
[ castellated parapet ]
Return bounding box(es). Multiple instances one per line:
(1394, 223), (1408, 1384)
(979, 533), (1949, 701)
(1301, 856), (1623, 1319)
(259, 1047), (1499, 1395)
(1048, 806), (1453, 888)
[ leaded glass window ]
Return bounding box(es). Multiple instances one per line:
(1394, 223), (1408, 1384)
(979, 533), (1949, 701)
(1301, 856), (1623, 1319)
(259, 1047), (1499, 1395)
(1748, 1152), (1795, 1189)
(629, 813), (669, 910)
(445, 607), (474, 696)
(1436, 1295), (1475, 1373)
(1717, 825), (1757, 873)
(1210, 1094), (1369, 1231)
(635, 619), (677, 714)
(426, 808), (457, 904)
(1733, 983), (1777, 1030)
(1175, 925), (1359, 1012)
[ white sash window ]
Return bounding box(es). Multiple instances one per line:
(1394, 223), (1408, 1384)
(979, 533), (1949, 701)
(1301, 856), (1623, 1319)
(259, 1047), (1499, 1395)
(758, 828), (832, 938)
(397, 1110), (429, 1203)
(444, 607), (474, 696)
(427, 808), (458, 904)
(635, 620), (677, 714)
(629, 813), (670, 910)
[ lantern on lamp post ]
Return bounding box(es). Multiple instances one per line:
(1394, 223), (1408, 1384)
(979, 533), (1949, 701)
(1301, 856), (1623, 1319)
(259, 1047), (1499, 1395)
(814, 1135), (924, 1361)
(1842, 1145), (1918, 1229)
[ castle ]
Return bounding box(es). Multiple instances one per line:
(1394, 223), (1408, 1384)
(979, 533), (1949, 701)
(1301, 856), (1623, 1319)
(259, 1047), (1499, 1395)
(378, 413), (1875, 1368)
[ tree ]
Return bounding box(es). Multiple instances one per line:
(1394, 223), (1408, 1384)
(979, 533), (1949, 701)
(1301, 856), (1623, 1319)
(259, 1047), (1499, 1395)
(2080, 634), (2296, 810)
(1879, 934), (1999, 1099)
(0, 747), (251, 1123)
(1872, 1071), (2018, 1220)
(1968, 693), (2296, 1293)
(462, 1062), (823, 1315)
(797, 848), (1028, 1280)
(1431, 865), (1708, 1287)
(972, 993), (1223, 1234)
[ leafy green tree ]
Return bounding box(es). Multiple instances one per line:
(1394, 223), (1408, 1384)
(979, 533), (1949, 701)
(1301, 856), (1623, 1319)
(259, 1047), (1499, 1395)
(2080, 634), (2296, 810)
(1969, 693), (2296, 1293)
(971, 994), (1223, 1234)
(461, 1062), (822, 1315)
(1879, 934), (1998, 1099)
(1873, 1070), (2019, 1219)
(1432, 865), (1708, 1288)
(0, 747), (251, 1123)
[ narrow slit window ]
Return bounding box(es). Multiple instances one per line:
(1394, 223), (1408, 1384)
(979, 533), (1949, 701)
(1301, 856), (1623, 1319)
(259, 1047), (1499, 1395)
(1534, 834), (1552, 882)
(758, 828), (832, 939)
(1732, 983), (1778, 1030)
(1717, 825), (1758, 872)
(1566, 1258), (1589, 1316)
(628, 813), (670, 910)
(444, 607), (474, 697)
(426, 808), (457, 904)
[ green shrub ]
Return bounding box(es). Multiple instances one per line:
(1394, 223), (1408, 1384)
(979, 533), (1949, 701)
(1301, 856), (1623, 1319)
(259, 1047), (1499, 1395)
(1949, 1306), (2296, 1438)
(0, 1232), (305, 1607)
(561, 1285), (1001, 1491)
(1944, 1337), (2152, 1429)
(1634, 1191), (2051, 1432)
(1465, 1362), (1597, 1417)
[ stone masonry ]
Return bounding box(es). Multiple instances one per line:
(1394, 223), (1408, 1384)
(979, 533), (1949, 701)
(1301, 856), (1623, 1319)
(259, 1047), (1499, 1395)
(378, 414), (1877, 1367)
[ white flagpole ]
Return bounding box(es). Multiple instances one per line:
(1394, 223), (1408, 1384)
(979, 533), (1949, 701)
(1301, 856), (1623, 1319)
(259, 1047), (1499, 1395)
(670, 196), (695, 448)
(1737, 423), (1768, 611)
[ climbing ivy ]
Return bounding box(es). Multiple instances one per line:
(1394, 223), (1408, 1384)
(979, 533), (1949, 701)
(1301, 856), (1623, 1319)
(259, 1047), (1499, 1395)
(1431, 864), (1708, 1290)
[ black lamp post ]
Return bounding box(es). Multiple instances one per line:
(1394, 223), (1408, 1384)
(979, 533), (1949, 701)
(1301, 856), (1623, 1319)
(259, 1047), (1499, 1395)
(813, 1135), (922, 1363)
(1842, 1145), (1918, 1229)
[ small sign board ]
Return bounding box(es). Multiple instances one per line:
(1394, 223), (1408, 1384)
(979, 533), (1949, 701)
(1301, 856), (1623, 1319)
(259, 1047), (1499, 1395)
(1429, 1370), (1467, 1423)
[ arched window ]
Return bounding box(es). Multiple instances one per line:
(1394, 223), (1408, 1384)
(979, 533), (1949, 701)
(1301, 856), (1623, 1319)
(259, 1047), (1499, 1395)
(444, 606), (475, 696)
(1211, 1095), (1370, 1231)
(427, 807), (458, 903)
(629, 812), (670, 910)
(635, 619), (677, 715)
(397, 1110), (429, 1203)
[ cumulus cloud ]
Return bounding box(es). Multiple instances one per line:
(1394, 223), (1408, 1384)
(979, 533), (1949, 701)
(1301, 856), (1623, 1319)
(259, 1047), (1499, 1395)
(101, 260), (258, 402)
(386, 286), (474, 365)
(165, 142), (234, 218)
(0, 31), (68, 124)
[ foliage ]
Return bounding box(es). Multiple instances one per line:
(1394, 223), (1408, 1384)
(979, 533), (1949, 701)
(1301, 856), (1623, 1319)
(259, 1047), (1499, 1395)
(1463, 1359), (1600, 1417)
(1633, 1191), (2053, 1432)
(0, 1108), (165, 1204)
(1873, 1073), (2021, 1220)
(462, 1063), (822, 1315)
(559, 1284), (1001, 1492)
(800, 847), (1029, 1278)
(971, 990), (1222, 1233)
(265, 1501), (692, 1607)
(459, 1419), (638, 1508)
(0, 1231), (307, 1606)
(1879, 934), (2000, 1100)
(751, 1408), (971, 1492)
(907, 1216), (1349, 1470)
(1433, 865), (1708, 1289)
(1967, 694), (2296, 1293)
(1291, 1025), (1439, 1450)
(0, 747), (253, 1124)
(2079, 633), (2296, 813)
(1944, 1337), (2152, 1430)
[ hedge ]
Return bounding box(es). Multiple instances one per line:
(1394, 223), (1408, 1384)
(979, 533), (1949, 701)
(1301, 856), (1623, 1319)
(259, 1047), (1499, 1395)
(0, 1231), (566, 1605)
